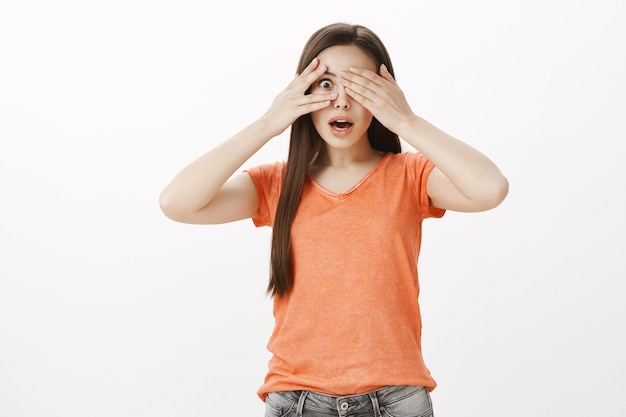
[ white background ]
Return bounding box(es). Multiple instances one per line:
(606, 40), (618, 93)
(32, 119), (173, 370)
(1, 1), (625, 416)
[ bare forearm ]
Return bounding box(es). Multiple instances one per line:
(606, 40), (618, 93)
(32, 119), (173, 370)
(398, 115), (508, 205)
(159, 58), (339, 222)
(159, 118), (274, 216)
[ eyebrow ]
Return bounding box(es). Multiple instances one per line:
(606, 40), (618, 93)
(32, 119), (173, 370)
(323, 71), (338, 77)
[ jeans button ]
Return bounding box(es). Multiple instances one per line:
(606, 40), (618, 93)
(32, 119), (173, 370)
(340, 402), (349, 410)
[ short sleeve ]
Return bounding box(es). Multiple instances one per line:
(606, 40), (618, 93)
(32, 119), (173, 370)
(405, 152), (446, 219)
(244, 161), (285, 227)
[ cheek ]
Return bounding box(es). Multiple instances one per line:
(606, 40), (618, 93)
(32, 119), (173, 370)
(356, 106), (374, 124)
(310, 110), (325, 128)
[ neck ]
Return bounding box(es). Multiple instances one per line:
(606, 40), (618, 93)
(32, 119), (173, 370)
(315, 142), (383, 168)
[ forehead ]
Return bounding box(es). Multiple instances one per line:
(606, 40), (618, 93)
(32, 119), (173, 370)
(317, 45), (377, 73)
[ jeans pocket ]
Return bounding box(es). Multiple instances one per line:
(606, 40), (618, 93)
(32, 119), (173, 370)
(380, 386), (433, 417)
(265, 392), (298, 417)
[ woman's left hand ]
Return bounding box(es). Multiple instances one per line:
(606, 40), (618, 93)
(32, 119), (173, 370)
(340, 64), (416, 134)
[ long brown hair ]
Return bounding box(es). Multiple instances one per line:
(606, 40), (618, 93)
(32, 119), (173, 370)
(268, 23), (402, 297)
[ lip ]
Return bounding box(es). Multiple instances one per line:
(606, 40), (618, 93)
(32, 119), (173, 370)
(328, 116), (354, 124)
(327, 115), (354, 138)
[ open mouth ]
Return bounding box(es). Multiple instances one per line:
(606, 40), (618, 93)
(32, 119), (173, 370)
(330, 119), (353, 130)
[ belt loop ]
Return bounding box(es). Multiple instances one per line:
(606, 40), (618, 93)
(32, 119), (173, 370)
(296, 391), (309, 417)
(369, 391), (382, 417)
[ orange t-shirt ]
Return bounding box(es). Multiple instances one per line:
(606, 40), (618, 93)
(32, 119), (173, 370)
(245, 152), (445, 400)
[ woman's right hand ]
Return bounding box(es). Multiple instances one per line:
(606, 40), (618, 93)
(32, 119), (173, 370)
(261, 57), (338, 137)
(160, 59), (337, 225)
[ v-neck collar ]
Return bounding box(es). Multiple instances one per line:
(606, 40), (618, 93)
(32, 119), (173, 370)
(306, 152), (392, 199)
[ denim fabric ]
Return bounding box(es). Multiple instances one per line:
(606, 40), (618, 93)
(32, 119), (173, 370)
(264, 385), (433, 417)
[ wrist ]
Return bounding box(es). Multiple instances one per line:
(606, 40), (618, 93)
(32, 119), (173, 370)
(251, 116), (281, 140)
(394, 114), (424, 139)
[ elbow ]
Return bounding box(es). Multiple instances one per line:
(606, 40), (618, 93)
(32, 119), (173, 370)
(482, 174), (509, 210)
(159, 191), (184, 222)
(159, 190), (210, 223)
(158, 191), (175, 219)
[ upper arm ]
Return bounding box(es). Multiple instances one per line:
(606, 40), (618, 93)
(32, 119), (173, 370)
(177, 172), (260, 225)
(427, 166), (486, 212)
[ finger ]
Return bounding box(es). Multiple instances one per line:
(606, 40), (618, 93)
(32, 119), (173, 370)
(341, 76), (376, 102)
(288, 58), (319, 86)
(289, 92), (335, 116)
(300, 57), (320, 76)
(288, 59), (323, 89)
(345, 67), (384, 87)
(379, 64), (396, 83)
(301, 99), (332, 114)
(340, 72), (382, 101)
(344, 86), (374, 108)
(301, 62), (327, 87)
(297, 92), (337, 106)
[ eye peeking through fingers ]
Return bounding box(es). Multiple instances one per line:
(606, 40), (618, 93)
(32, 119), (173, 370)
(313, 78), (333, 91)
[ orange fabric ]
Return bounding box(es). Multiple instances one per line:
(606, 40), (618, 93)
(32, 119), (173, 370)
(245, 152), (445, 400)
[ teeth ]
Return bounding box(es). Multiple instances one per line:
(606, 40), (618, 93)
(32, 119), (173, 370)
(330, 119), (351, 130)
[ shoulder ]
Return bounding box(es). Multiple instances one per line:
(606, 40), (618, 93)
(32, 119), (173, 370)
(396, 151), (430, 164)
(384, 151), (434, 174)
(244, 161), (286, 182)
(245, 160), (286, 175)
(244, 161), (287, 200)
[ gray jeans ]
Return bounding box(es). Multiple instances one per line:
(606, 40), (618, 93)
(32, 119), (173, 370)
(264, 385), (434, 417)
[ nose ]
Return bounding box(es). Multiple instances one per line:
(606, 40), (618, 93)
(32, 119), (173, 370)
(334, 87), (350, 110)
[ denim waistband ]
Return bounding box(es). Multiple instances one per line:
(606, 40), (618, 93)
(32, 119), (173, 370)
(280, 385), (423, 417)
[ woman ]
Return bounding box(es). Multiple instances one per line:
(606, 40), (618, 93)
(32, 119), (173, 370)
(160, 22), (508, 417)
